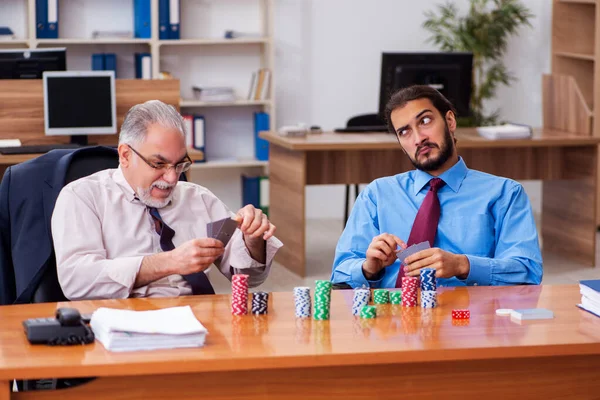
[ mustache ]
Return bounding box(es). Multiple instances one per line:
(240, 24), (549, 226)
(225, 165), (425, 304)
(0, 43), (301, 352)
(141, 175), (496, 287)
(151, 180), (176, 190)
(415, 142), (439, 157)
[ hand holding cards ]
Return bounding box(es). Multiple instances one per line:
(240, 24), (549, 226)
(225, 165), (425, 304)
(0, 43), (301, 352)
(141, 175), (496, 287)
(396, 241), (431, 265)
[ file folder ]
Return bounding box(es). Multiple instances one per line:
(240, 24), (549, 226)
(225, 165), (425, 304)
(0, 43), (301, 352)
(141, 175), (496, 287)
(36, 0), (58, 38)
(134, 53), (152, 79)
(253, 112), (270, 161)
(159, 0), (170, 40)
(133, 0), (151, 39)
(169, 0), (180, 39)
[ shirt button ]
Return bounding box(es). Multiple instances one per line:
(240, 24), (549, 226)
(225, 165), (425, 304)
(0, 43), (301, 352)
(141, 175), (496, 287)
(473, 283), (478, 286)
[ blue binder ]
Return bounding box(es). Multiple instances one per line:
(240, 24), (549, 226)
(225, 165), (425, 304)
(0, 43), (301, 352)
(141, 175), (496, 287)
(134, 53), (152, 79)
(242, 176), (260, 209)
(36, 0), (57, 38)
(193, 115), (206, 161)
(158, 0), (170, 40)
(168, 0), (180, 39)
(133, 0), (151, 39)
(104, 54), (117, 75)
(91, 54), (105, 70)
(253, 112), (270, 161)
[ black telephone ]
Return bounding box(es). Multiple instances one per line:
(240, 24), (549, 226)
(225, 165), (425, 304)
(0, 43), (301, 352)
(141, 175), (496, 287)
(23, 308), (95, 346)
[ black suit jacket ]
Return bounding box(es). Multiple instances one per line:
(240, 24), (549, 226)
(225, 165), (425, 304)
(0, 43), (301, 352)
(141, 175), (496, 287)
(0, 147), (118, 304)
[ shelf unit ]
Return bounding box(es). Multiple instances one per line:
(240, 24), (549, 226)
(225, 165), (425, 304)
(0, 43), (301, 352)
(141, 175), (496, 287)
(551, 0), (600, 223)
(0, 0), (274, 167)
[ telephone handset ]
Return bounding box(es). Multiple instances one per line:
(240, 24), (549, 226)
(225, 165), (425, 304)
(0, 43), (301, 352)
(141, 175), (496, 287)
(23, 307), (95, 345)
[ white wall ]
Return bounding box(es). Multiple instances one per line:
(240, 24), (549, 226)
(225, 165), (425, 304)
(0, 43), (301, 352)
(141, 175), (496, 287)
(275, 0), (552, 219)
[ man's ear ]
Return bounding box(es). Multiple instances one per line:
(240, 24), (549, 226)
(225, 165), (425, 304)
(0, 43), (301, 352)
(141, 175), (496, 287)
(118, 143), (131, 168)
(445, 110), (457, 132)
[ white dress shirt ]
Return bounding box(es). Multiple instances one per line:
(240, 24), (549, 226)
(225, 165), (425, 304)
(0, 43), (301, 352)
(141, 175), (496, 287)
(51, 167), (283, 300)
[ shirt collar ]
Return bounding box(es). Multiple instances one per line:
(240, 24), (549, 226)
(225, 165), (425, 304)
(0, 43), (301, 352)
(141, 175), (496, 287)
(113, 166), (139, 203)
(412, 157), (469, 196)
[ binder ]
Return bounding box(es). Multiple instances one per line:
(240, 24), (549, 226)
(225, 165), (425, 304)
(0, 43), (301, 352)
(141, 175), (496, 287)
(169, 0), (180, 40)
(259, 176), (269, 216)
(91, 54), (105, 71)
(36, 0), (58, 38)
(104, 53), (117, 76)
(242, 176), (269, 216)
(158, 0), (170, 40)
(253, 112), (270, 161)
(182, 114), (194, 149)
(133, 0), (151, 39)
(134, 53), (152, 79)
(193, 115), (206, 161)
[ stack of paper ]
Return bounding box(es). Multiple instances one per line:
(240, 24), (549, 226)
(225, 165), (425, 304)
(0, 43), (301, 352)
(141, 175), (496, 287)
(90, 306), (208, 352)
(578, 280), (600, 318)
(192, 86), (236, 103)
(476, 124), (532, 140)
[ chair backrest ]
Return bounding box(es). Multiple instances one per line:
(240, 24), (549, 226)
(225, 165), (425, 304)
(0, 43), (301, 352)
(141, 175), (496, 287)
(32, 148), (119, 303)
(347, 113), (383, 127)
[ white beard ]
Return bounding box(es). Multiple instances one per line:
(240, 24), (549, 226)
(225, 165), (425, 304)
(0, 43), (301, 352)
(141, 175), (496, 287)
(136, 180), (176, 208)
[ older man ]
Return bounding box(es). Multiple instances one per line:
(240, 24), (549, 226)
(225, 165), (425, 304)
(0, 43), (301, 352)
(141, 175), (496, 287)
(52, 100), (282, 300)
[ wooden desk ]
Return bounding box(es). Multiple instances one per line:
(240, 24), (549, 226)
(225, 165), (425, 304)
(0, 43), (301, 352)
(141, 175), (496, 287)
(1, 285), (600, 399)
(260, 128), (600, 277)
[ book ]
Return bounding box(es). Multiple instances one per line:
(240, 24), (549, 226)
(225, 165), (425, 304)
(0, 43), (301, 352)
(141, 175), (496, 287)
(90, 306), (208, 352)
(578, 280), (600, 318)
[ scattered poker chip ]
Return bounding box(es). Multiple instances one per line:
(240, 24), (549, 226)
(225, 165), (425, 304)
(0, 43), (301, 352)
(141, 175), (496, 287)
(390, 290), (402, 305)
(231, 274), (249, 315)
(293, 287), (311, 318)
(360, 305), (377, 319)
(495, 308), (513, 316)
(352, 288), (370, 316)
(401, 276), (419, 307)
(452, 309), (470, 320)
(251, 291), (269, 315)
(373, 289), (390, 304)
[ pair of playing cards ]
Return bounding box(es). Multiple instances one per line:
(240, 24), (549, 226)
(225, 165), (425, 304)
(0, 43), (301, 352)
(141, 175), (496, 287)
(207, 217), (238, 247)
(396, 241), (431, 265)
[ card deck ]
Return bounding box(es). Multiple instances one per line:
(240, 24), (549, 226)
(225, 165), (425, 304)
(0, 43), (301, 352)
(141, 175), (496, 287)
(208, 217), (238, 247)
(396, 241), (431, 265)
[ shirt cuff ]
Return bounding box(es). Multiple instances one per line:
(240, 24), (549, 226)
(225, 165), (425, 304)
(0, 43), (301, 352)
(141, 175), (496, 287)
(231, 235), (283, 270)
(349, 259), (385, 289)
(463, 255), (492, 286)
(106, 256), (144, 291)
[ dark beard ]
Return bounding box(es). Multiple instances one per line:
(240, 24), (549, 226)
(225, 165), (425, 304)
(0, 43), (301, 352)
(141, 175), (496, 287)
(409, 124), (454, 172)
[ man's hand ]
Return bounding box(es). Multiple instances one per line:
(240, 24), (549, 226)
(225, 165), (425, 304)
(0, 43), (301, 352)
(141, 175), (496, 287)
(235, 205), (276, 241)
(169, 238), (225, 275)
(362, 234), (406, 280)
(403, 248), (470, 279)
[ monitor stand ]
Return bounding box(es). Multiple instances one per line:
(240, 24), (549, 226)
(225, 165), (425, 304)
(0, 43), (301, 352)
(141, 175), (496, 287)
(70, 135), (89, 146)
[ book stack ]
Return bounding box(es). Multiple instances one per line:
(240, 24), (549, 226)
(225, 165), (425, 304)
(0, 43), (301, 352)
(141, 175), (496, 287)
(578, 280), (600, 318)
(192, 86), (236, 103)
(90, 306), (208, 352)
(247, 68), (271, 101)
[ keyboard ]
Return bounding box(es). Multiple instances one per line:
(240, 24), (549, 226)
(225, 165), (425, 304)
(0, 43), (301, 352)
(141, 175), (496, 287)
(0, 144), (82, 155)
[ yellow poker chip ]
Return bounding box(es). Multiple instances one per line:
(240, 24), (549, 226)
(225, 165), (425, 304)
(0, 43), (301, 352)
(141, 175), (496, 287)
(495, 308), (513, 316)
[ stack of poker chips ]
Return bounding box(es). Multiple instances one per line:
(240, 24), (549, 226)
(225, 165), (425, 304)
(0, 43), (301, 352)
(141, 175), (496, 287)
(313, 280), (332, 320)
(401, 276), (419, 307)
(231, 274), (249, 315)
(390, 290), (402, 305)
(360, 305), (377, 319)
(420, 268), (437, 308)
(373, 289), (390, 304)
(293, 286), (311, 318)
(352, 288), (370, 316)
(252, 291), (269, 315)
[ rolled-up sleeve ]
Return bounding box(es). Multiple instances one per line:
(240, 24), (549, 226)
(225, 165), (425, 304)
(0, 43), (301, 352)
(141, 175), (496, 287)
(52, 186), (143, 300)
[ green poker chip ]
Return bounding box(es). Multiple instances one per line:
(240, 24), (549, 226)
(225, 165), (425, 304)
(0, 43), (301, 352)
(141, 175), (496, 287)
(373, 289), (390, 304)
(360, 305), (377, 319)
(390, 290), (402, 304)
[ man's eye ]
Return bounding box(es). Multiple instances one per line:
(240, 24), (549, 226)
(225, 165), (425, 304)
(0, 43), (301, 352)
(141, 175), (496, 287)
(153, 162), (167, 169)
(422, 117), (432, 125)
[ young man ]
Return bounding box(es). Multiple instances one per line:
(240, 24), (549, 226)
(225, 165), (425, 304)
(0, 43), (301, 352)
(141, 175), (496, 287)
(52, 100), (282, 300)
(331, 85), (542, 288)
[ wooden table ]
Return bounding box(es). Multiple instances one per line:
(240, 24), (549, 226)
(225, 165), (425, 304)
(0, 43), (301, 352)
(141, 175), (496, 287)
(1, 285), (600, 399)
(260, 128), (600, 277)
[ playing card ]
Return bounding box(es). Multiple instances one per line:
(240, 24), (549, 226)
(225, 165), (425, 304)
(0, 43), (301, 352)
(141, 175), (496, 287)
(212, 217), (238, 247)
(208, 219), (225, 239)
(396, 241), (431, 265)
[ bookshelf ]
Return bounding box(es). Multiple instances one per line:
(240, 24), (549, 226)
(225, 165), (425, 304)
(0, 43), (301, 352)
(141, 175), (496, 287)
(0, 0), (272, 210)
(549, 0), (600, 223)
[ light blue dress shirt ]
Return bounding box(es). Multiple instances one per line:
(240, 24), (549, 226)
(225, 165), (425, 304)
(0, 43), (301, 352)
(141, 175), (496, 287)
(331, 157), (543, 288)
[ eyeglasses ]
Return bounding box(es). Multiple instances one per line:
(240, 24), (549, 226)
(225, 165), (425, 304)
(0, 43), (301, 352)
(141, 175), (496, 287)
(127, 145), (192, 174)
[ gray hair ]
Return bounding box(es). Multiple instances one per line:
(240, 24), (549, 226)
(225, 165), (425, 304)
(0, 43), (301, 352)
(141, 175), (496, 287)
(118, 100), (186, 145)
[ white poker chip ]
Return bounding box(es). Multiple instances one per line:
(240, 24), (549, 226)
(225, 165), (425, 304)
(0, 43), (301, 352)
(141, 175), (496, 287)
(496, 308), (513, 316)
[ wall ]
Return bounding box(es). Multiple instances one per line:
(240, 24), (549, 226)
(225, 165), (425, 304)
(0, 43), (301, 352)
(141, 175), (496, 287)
(275, 0), (552, 219)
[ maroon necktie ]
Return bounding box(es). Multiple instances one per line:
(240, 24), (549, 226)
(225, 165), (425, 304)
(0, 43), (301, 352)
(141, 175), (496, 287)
(395, 177), (445, 287)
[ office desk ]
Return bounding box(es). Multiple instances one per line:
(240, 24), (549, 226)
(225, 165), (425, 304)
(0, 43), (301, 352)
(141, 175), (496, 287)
(1, 285), (600, 399)
(260, 129), (600, 277)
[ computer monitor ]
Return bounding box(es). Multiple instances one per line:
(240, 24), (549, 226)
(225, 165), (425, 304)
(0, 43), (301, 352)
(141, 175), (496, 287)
(43, 71), (117, 145)
(0, 48), (66, 79)
(378, 52), (473, 119)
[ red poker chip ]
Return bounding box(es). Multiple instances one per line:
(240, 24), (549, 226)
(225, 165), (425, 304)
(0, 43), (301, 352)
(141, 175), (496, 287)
(452, 309), (470, 319)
